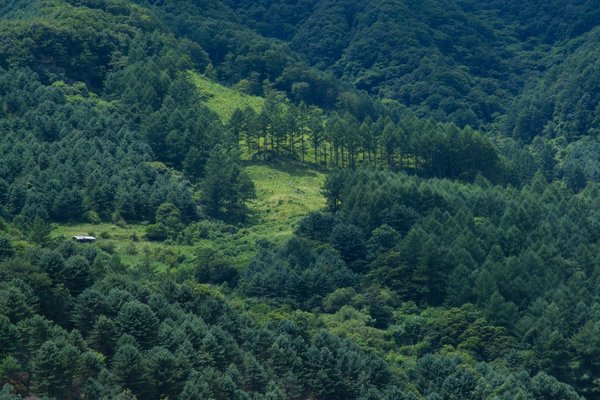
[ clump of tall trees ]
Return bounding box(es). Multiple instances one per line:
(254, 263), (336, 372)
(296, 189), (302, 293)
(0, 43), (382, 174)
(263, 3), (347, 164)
(228, 97), (503, 182)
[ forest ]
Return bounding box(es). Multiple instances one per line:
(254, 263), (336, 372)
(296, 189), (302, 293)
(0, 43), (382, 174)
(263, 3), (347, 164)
(1, 0), (600, 399)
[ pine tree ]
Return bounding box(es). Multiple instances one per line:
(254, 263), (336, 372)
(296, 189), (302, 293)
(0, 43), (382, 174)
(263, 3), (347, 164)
(243, 354), (268, 393)
(32, 340), (79, 400)
(180, 371), (212, 400)
(116, 301), (159, 348)
(29, 216), (51, 245)
(88, 316), (119, 356)
(112, 344), (147, 396)
(228, 108), (246, 145)
(329, 223), (366, 267)
(144, 346), (182, 400)
(200, 145), (255, 222)
(308, 111), (324, 164)
(242, 107), (260, 157)
(0, 282), (37, 323)
(0, 238), (15, 262)
(61, 255), (92, 296)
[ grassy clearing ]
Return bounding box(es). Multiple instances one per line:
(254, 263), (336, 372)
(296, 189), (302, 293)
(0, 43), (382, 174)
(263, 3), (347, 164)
(188, 71), (264, 122)
(51, 162), (326, 270)
(53, 64), (325, 271)
(51, 222), (197, 270)
(187, 72), (339, 169)
(189, 161), (326, 267)
(230, 161), (326, 263)
(246, 161), (325, 226)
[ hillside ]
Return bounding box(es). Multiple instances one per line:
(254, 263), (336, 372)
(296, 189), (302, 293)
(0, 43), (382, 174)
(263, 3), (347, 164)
(189, 72), (265, 122)
(223, 0), (600, 133)
(1, 0), (600, 399)
(51, 162), (325, 269)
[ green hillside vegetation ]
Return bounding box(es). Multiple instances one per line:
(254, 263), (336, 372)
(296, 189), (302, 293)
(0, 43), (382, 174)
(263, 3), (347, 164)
(246, 162), (325, 229)
(506, 27), (600, 142)
(51, 162), (325, 269)
(189, 71), (265, 122)
(2, 0), (600, 399)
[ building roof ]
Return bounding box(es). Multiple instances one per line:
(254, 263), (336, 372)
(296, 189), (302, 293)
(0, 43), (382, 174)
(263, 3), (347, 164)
(73, 235), (96, 241)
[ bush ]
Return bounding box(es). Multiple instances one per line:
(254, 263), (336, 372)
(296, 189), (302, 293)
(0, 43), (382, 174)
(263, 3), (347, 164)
(322, 287), (357, 313)
(145, 224), (168, 242)
(125, 243), (137, 255)
(85, 211), (101, 224)
(194, 248), (239, 286)
(98, 242), (116, 255)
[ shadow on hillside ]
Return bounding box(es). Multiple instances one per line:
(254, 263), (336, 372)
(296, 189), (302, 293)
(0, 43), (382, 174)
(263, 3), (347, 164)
(243, 159), (325, 178)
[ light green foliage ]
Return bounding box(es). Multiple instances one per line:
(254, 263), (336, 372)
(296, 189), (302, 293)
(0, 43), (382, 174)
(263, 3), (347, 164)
(247, 162), (325, 225)
(52, 223), (194, 270)
(189, 72), (264, 122)
(51, 162), (325, 269)
(320, 306), (388, 352)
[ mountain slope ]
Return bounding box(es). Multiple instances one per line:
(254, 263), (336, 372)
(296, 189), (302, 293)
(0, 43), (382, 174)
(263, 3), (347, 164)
(2, 0), (600, 399)
(507, 27), (600, 142)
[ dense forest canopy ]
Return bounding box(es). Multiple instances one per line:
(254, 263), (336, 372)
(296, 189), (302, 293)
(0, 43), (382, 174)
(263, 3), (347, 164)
(1, 0), (600, 399)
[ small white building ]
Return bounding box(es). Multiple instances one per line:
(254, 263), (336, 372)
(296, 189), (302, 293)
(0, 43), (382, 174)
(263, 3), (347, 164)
(72, 235), (96, 243)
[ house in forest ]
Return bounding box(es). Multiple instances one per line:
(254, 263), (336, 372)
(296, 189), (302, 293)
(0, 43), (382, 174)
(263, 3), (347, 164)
(72, 235), (96, 243)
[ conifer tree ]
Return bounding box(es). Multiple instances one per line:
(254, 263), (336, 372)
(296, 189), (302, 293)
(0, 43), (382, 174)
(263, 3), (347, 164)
(200, 145), (255, 222)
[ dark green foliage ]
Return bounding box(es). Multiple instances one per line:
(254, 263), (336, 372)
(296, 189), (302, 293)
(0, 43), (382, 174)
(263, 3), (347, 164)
(295, 211), (336, 242)
(200, 145), (256, 222)
(88, 316), (119, 356)
(565, 165), (587, 193)
(240, 238), (357, 308)
(505, 29), (600, 143)
(116, 301), (159, 348)
(62, 255), (92, 295)
(0, 317), (18, 359)
(329, 222), (366, 266)
(0, 67), (199, 225)
(0, 281), (37, 323)
(32, 339), (80, 399)
(139, 72), (221, 173)
(72, 289), (108, 335)
(0, 238), (14, 264)
(145, 202), (186, 241)
(0, 2), (139, 88)
(309, 166), (600, 395)
(473, 0), (600, 43)
(0, 231), (589, 400)
(228, 0), (519, 127)
(322, 169), (347, 211)
(530, 372), (583, 400)
(144, 346), (184, 399)
(2, 0), (600, 399)
(194, 249), (239, 286)
(366, 225), (401, 258)
(112, 344), (147, 396)
(144, 223), (169, 242)
(180, 371), (212, 400)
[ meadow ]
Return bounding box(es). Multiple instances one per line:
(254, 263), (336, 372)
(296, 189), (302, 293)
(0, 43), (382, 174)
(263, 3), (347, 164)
(188, 71), (264, 122)
(52, 162), (326, 271)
